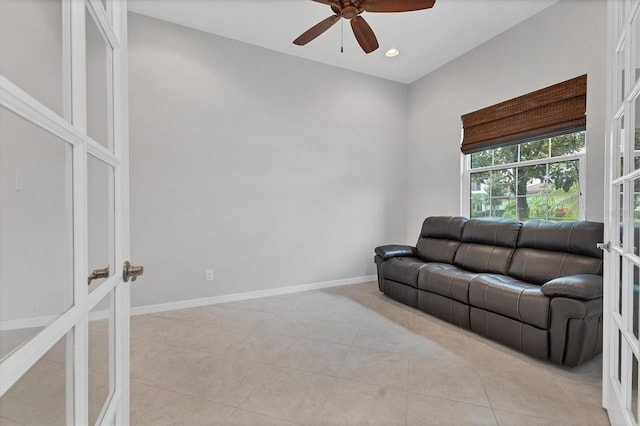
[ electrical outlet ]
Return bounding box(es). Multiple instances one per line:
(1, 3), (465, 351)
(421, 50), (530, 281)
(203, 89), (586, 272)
(205, 269), (214, 281)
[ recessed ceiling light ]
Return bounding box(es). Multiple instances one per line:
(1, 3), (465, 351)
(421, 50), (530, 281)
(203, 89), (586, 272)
(385, 48), (399, 58)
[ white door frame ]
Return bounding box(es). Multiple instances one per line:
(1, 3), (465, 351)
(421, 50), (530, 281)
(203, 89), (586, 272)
(604, 1), (640, 425)
(0, 0), (130, 424)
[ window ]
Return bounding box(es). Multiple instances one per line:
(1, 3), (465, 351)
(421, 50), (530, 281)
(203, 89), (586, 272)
(466, 131), (585, 221)
(460, 75), (587, 222)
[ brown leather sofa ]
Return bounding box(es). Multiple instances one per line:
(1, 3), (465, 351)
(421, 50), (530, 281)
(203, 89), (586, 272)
(374, 216), (604, 367)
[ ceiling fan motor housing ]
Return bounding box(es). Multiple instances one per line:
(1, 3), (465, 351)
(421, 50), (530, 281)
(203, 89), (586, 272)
(330, 1), (363, 20)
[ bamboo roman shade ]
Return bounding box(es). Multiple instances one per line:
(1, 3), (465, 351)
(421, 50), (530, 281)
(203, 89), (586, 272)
(460, 74), (587, 154)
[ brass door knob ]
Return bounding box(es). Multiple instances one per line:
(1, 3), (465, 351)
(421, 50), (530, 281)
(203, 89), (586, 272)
(123, 261), (144, 283)
(88, 266), (110, 285)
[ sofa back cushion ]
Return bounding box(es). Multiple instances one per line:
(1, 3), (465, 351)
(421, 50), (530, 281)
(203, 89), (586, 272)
(508, 220), (604, 285)
(454, 219), (522, 274)
(416, 216), (467, 263)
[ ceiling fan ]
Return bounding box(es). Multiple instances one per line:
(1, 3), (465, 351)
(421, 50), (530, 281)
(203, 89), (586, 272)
(293, 0), (436, 54)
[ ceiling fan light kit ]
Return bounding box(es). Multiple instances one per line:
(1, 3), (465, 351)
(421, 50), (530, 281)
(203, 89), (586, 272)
(293, 0), (436, 54)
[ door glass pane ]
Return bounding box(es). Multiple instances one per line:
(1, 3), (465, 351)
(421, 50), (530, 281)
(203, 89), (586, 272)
(87, 155), (115, 292)
(89, 293), (115, 424)
(634, 264), (639, 339)
(617, 330), (623, 386)
(0, 0), (65, 116)
(633, 353), (639, 423)
(0, 332), (73, 425)
(619, 115), (626, 177)
(634, 11), (640, 83)
(0, 106), (73, 359)
(619, 43), (627, 105)
(86, 6), (113, 150)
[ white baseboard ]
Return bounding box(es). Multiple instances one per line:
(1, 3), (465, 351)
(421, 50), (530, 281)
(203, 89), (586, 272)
(131, 275), (376, 316)
(0, 275), (376, 330)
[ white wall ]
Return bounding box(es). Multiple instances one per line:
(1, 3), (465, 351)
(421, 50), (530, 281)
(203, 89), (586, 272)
(128, 13), (409, 307)
(405, 0), (606, 239)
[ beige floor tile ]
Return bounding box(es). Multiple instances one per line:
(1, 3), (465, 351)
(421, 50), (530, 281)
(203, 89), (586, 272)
(555, 377), (610, 425)
(154, 305), (280, 331)
(241, 366), (334, 425)
(226, 331), (300, 364)
(130, 381), (179, 423)
(481, 369), (586, 423)
(314, 378), (407, 425)
(0, 417), (24, 426)
(407, 394), (497, 425)
(545, 355), (603, 385)
(408, 356), (490, 407)
(337, 346), (409, 391)
(493, 409), (582, 426)
(411, 330), (468, 362)
(131, 340), (215, 391)
(132, 314), (247, 355)
(173, 356), (273, 406)
(133, 392), (235, 425)
(263, 314), (359, 346)
(351, 323), (419, 354)
(407, 310), (465, 337)
(223, 409), (300, 425)
(277, 339), (350, 376)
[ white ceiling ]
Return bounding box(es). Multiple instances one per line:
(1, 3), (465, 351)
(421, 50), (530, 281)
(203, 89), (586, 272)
(128, 0), (559, 84)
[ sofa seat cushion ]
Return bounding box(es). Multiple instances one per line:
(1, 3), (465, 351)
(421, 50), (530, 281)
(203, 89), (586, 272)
(469, 274), (550, 329)
(418, 266), (480, 303)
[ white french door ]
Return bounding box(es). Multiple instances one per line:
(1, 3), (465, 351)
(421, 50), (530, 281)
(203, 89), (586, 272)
(0, 1), (135, 425)
(605, 1), (640, 425)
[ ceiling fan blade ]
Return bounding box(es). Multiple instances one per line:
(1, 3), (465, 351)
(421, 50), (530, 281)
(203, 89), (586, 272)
(350, 16), (379, 54)
(311, 0), (332, 4)
(293, 14), (340, 46)
(363, 0), (436, 13)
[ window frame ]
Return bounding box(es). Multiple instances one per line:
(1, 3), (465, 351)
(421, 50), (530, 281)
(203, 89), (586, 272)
(460, 133), (587, 221)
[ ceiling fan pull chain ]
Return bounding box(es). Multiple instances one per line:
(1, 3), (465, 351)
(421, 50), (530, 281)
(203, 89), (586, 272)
(340, 19), (344, 53)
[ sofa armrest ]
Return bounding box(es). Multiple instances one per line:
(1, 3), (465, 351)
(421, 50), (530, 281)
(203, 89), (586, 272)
(541, 274), (603, 300)
(374, 245), (418, 260)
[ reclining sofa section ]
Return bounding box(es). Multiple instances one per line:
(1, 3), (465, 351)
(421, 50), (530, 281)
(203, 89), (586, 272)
(374, 216), (604, 367)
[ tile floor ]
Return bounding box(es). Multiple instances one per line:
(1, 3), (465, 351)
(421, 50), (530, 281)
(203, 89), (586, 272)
(1, 282), (610, 425)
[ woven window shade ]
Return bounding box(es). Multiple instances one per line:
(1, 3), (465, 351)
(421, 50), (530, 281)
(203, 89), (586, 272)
(460, 74), (587, 154)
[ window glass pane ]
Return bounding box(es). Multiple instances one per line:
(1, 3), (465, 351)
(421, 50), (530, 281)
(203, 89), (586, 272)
(470, 150), (492, 169)
(470, 172), (490, 218)
(490, 168), (516, 197)
(548, 160), (580, 221)
(490, 197), (514, 220)
(0, 0), (65, 116)
(492, 145), (518, 166)
(515, 164), (546, 221)
(0, 107), (74, 360)
(550, 131), (585, 157)
(519, 139), (549, 161)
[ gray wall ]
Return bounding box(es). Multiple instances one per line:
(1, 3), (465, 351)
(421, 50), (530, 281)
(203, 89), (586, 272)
(128, 13), (409, 307)
(405, 0), (607, 239)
